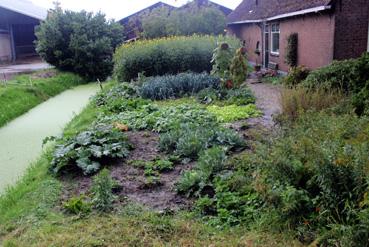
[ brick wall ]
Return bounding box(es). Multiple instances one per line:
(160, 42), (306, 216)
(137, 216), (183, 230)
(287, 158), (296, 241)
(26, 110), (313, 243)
(227, 23), (262, 65)
(333, 0), (369, 60)
(270, 13), (336, 71)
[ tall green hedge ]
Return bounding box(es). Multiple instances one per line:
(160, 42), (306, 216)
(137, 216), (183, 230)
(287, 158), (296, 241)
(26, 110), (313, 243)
(113, 35), (240, 82)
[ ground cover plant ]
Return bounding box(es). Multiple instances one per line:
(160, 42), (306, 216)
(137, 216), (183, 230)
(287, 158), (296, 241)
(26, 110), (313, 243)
(113, 35), (240, 81)
(0, 70), (84, 127)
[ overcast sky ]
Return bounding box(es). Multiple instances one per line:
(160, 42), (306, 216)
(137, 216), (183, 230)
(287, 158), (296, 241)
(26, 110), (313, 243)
(30, 0), (242, 20)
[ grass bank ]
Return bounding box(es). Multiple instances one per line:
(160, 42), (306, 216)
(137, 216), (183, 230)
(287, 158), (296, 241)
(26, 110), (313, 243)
(0, 70), (84, 127)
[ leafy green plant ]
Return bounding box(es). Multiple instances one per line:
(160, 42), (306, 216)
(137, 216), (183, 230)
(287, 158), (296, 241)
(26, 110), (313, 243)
(211, 42), (234, 84)
(51, 124), (131, 175)
(140, 73), (220, 100)
(114, 35), (240, 81)
(35, 4), (123, 81)
(159, 124), (245, 159)
(230, 48), (248, 87)
(197, 87), (255, 106)
(105, 104), (217, 132)
(63, 195), (92, 215)
(176, 147), (226, 197)
(207, 104), (261, 122)
(92, 169), (117, 212)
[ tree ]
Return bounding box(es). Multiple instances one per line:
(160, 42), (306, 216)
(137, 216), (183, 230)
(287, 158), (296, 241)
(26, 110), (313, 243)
(35, 5), (123, 81)
(140, 1), (226, 39)
(141, 7), (171, 39)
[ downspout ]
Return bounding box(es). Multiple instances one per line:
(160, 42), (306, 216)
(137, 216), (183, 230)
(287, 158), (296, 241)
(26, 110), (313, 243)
(9, 24), (16, 63)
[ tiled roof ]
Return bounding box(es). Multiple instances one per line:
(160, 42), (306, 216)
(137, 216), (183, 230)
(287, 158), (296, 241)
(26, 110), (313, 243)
(228, 0), (332, 23)
(0, 0), (47, 20)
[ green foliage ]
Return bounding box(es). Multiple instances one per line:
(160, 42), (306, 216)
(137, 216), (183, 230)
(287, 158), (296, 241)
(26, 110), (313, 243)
(141, 7), (172, 39)
(285, 33), (298, 67)
(283, 66), (310, 87)
(63, 195), (92, 215)
(105, 104), (217, 133)
(207, 104), (261, 122)
(197, 87), (255, 106)
(51, 124), (131, 175)
(141, 3), (226, 39)
(94, 83), (140, 107)
(302, 53), (369, 115)
(230, 48), (248, 87)
(176, 147), (227, 197)
(211, 42), (234, 82)
(91, 169), (116, 212)
(113, 35), (240, 81)
(35, 5), (123, 81)
(0, 71), (84, 128)
(140, 73), (220, 100)
(159, 124), (245, 159)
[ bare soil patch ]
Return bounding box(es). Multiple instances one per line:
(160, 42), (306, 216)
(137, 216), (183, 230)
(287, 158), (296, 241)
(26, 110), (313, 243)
(61, 131), (194, 211)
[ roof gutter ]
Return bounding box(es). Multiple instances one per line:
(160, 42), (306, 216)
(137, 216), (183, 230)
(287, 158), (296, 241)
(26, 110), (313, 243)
(0, 5), (46, 20)
(228, 5), (332, 25)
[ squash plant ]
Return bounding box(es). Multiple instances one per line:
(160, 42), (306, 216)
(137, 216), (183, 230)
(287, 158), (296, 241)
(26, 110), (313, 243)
(51, 124), (131, 175)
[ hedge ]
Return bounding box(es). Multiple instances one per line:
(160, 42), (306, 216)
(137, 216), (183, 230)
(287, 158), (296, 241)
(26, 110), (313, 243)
(113, 35), (240, 82)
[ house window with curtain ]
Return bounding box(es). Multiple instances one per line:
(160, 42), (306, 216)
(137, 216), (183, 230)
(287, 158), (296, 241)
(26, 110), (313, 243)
(271, 23), (280, 55)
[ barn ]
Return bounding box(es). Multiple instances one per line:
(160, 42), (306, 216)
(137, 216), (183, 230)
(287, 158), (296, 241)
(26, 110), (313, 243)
(0, 0), (47, 63)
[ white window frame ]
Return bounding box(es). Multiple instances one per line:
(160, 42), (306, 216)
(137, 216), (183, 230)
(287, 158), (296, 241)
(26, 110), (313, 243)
(270, 23), (280, 55)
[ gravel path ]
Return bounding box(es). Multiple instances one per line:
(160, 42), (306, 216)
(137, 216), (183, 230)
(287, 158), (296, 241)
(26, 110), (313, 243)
(247, 80), (282, 128)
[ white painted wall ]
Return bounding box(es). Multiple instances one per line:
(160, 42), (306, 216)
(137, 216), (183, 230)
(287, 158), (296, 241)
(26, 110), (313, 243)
(0, 33), (11, 63)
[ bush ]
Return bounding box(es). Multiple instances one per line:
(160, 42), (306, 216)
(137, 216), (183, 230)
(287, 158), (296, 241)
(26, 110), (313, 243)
(51, 124), (131, 175)
(140, 73), (220, 100)
(35, 5), (123, 81)
(113, 35), (240, 82)
(302, 53), (369, 115)
(285, 33), (298, 67)
(283, 66), (310, 87)
(92, 169), (116, 212)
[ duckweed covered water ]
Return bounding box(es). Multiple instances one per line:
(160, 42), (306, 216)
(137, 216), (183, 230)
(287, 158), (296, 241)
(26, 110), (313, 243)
(0, 83), (99, 193)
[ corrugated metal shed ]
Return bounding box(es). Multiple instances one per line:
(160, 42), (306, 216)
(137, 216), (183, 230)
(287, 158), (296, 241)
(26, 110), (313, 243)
(0, 0), (47, 20)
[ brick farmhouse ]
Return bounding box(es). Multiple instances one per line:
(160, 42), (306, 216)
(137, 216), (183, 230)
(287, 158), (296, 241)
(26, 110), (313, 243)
(227, 0), (369, 72)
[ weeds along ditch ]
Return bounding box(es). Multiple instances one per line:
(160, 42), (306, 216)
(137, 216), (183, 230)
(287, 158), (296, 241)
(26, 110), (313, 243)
(0, 70), (84, 127)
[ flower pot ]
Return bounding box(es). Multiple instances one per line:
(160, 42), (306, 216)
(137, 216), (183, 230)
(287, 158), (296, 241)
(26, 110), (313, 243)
(254, 65), (261, 72)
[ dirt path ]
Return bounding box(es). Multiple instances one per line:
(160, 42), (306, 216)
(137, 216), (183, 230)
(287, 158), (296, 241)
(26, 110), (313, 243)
(247, 81), (282, 128)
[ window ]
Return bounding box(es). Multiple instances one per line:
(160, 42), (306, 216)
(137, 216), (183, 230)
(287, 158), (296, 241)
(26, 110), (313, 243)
(271, 23), (280, 55)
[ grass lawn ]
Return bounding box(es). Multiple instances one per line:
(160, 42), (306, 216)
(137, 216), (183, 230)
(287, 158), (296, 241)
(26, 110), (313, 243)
(0, 70), (84, 127)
